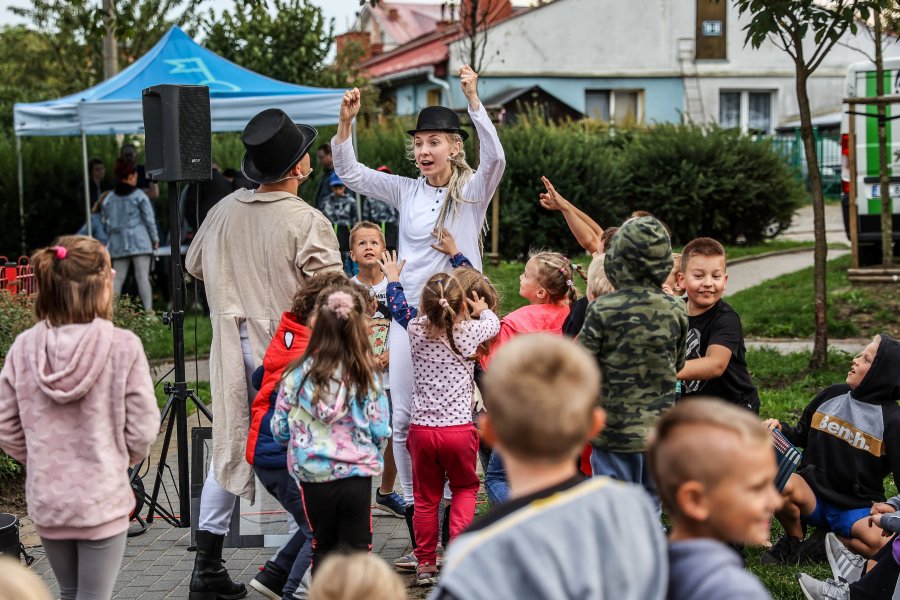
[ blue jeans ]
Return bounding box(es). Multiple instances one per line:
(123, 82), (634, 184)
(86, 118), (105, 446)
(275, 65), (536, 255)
(484, 450), (510, 506)
(589, 446), (661, 518)
(254, 466), (313, 599)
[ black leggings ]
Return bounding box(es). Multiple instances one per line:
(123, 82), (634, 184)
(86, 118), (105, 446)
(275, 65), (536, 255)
(851, 535), (900, 600)
(300, 476), (372, 573)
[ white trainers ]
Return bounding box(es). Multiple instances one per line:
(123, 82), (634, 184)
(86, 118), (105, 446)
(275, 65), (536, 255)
(394, 551), (417, 572)
(797, 573), (850, 600)
(825, 532), (866, 584)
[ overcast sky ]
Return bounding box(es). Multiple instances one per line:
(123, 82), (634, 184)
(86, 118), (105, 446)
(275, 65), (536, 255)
(0, 0), (482, 34)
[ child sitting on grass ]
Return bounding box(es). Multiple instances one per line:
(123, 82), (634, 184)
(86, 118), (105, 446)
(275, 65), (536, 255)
(431, 334), (666, 600)
(648, 398), (779, 600)
(762, 333), (900, 566)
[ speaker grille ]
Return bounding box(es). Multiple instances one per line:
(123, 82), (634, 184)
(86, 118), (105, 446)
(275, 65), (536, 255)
(142, 85), (211, 182)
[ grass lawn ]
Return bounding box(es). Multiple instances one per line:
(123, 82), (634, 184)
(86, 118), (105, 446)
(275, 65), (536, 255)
(144, 309), (214, 360)
(730, 254), (900, 338)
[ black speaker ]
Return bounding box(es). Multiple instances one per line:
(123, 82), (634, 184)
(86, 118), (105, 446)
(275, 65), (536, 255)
(142, 84), (211, 182)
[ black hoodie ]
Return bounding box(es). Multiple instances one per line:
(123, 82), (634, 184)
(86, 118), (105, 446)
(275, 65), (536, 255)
(781, 334), (900, 509)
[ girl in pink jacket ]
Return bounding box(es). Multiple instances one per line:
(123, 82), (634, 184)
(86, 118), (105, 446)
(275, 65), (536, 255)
(0, 235), (160, 600)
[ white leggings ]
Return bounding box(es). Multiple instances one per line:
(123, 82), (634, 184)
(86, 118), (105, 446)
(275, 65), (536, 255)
(388, 323), (415, 505)
(113, 255), (154, 311)
(42, 532), (128, 600)
(198, 321), (256, 534)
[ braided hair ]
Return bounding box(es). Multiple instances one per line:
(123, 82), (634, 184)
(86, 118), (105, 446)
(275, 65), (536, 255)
(530, 250), (587, 304)
(419, 271), (470, 358)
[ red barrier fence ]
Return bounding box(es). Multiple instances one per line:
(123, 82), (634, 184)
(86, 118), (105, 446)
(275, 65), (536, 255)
(0, 256), (35, 296)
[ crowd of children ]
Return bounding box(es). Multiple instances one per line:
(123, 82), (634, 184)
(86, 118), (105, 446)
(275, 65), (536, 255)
(5, 69), (900, 600)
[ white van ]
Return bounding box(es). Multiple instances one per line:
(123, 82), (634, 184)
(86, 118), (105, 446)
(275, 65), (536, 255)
(841, 58), (900, 265)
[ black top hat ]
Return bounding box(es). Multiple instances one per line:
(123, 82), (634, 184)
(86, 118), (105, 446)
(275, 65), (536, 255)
(241, 109), (318, 185)
(406, 106), (469, 141)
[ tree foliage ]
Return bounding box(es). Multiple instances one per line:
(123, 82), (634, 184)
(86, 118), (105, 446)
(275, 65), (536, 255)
(733, 0), (875, 368)
(200, 0), (335, 87)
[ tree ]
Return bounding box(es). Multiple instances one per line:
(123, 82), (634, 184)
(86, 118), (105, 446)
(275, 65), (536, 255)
(734, 0), (875, 368)
(9, 0), (201, 91)
(200, 0), (335, 87)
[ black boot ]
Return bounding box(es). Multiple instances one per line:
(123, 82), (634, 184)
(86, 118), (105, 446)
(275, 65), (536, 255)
(441, 502), (451, 547)
(189, 530), (248, 600)
(404, 504), (417, 549)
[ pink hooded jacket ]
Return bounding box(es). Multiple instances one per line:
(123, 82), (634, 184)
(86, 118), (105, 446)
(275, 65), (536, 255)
(0, 318), (160, 540)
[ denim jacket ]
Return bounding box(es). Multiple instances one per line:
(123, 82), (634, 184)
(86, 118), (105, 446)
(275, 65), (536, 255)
(101, 188), (158, 258)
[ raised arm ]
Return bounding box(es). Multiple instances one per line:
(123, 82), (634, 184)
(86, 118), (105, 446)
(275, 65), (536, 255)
(461, 66), (506, 206)
(539, 177), (603, 254)
(332, 88), (410, 209)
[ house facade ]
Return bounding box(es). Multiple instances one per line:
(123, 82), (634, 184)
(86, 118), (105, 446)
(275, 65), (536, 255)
(357, 0), (898, 133)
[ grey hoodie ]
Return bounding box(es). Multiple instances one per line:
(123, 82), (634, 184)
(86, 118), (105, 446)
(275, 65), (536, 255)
(0, 319), (159, 539)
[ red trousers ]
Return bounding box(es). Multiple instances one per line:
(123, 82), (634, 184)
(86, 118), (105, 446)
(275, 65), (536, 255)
(407, 423), (480, 566)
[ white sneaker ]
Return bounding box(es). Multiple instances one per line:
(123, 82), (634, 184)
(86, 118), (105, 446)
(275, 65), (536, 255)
(825, 532), (865, 584)
(797, 573), (850, 600)
(394, 551), (417, 572)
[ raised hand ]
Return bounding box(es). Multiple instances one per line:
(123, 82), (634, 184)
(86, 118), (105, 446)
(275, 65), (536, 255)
(430, 227), (459, 257)
(459, 65), (480, 109)
(466, 290), (489, 318)
(340, 88), (362, 122)
(539, 176), (569, 212)
(379, 250), (406, 283)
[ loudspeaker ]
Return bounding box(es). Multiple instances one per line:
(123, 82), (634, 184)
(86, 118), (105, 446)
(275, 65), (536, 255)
(142, 85), (211, 182)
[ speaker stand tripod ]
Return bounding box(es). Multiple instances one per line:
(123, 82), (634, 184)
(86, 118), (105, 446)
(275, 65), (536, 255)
(130, 181), (212, 534)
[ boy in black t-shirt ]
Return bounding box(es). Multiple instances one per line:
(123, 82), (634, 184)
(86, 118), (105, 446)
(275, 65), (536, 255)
(676, 237), (760, 412)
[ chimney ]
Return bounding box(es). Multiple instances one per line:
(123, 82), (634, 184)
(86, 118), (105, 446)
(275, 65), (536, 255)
(461, 0), (511, 31)
(388, 7), (399, 21)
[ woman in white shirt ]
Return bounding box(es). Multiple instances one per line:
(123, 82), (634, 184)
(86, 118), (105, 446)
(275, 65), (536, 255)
(332, 65), (505, 551)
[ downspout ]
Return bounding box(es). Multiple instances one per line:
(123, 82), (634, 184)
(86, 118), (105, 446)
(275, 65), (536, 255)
(427, 67), (451, 106)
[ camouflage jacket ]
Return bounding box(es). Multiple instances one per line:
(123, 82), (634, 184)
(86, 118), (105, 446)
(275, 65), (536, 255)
(362, 196), (399, 224)
(580, 216), (688, 453)
(319, 193), (357, 228)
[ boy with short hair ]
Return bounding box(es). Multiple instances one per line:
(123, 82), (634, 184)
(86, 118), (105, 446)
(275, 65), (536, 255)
(647, 398), (778, 600)
(348, 221), (406, 519)
(579, 216), (688, 500)
(676, 237), (760, 412)
(430, 334), (667, 600)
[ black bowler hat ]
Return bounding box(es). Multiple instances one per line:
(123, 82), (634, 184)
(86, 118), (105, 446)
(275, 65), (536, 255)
(241, 109), (318, 184)
(406, 106), (469, 141)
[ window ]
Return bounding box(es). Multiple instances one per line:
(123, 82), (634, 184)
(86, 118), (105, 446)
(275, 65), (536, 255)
(427, 89), (442, 107)
(718, 90), (773, 134)
(585, 89), (644, 125)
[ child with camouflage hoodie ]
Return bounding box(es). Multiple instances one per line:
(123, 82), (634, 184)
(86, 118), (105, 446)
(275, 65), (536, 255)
(579, 216), (688, 505)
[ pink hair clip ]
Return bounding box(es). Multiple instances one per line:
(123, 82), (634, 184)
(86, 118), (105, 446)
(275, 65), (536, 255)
(438, 298), (450, 308)
(566, 279), (575, 288)
(54, 246), (68, 260)
(326, 291), (354, 320)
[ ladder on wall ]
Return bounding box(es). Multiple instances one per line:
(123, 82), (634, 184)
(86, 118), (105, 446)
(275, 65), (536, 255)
(677, 37), (706, 123)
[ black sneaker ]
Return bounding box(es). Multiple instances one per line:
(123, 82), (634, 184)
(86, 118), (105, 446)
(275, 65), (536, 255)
(761, 535), (803, 565)
(798, 528), (829, 565)
(249, 560), (288, 600)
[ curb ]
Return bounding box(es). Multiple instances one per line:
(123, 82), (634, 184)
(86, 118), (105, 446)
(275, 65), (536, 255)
(728, 245), (849, 266)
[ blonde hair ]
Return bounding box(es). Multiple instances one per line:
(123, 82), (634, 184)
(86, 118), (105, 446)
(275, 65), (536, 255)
(482, 334), (601, 462)
(586, 252), (615, 300)
(529, 250), (587, 304)
(646, 398), (770, 517)
(349, 221), (386, 247)
(453, 266), (500, 358)
(308, 553), (405, 600)
(0, 557), (53, 600)
(405, 133), (482, 246)
(32, 235), (113, 326)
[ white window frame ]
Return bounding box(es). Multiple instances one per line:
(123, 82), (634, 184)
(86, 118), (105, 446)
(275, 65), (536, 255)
(585, 89), (645, 125)
(718, 89), (776, 135)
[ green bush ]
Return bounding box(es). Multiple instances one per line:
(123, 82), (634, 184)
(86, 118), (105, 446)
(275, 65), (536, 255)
(621, 124), (804, 245)
(2, 119), (804, 260)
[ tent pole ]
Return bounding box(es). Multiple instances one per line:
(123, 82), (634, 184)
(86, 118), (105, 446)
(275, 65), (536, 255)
(16, 136), (26, 255)
(82, 131), (92, 237)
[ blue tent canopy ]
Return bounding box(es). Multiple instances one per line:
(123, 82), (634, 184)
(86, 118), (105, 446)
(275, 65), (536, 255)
(13, 26), (345, 136)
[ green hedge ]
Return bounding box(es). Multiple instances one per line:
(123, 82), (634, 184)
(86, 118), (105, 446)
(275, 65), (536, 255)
(1, 119), (803, 259)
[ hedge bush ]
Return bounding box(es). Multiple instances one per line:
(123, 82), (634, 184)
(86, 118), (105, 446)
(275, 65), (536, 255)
(1, 119), (803, 259)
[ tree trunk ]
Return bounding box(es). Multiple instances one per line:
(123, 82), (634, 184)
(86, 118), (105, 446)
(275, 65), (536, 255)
(875, 10), (893, 266)
(102, 0), (118, 80)
(797, 71), (829, 368)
